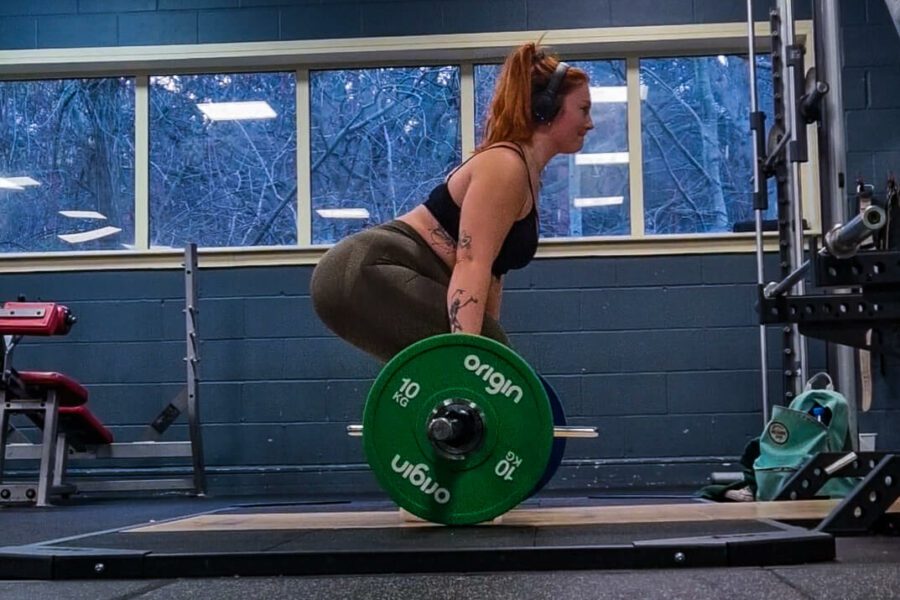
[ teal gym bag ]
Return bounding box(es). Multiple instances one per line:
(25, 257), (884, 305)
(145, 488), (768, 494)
(753, 374), (856, 501)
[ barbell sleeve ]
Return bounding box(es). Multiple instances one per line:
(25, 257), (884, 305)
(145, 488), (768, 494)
(553, 426), (599, 438)
(346, 424), (598, 438)
(764, 205), (888, 298)
(824, 204), (886, 259)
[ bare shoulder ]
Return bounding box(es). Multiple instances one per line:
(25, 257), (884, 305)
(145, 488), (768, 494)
(449, 144), (528, 207)
(465, 144), (529, 191)
(471, 144), (527, 173)
(457, 144), (531, 224)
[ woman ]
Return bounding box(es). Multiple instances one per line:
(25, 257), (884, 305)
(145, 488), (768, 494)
(311, 42), (593, 362)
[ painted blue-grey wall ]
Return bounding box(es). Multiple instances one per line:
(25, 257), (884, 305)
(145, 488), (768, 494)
(2, 0), (898, 498)
(2, 254), (814, 495)
(842, 0), (900, 447)
(0, 0), (808, 48)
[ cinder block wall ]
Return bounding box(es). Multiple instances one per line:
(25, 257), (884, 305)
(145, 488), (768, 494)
(842, 0), (900, 445)
(2, 0), (794, 48)
(2, 0), (897, 497)
(3, 253), (813, 495)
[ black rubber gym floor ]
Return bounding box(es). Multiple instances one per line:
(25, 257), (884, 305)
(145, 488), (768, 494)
(0, 494), (897, 599)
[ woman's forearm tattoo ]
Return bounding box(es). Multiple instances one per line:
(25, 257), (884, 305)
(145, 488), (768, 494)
(459, 229), (472, 250)
(449, 288), (479, 332)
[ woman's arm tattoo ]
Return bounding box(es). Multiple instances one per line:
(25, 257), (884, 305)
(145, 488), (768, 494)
(459, 229), (472, 250)
(449, 288), (479, 332)
(429, 227), (456, 254)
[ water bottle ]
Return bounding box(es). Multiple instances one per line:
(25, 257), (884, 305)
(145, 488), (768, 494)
(810, 405), (831, 426)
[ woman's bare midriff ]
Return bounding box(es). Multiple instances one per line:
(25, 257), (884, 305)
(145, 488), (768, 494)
(397, 206), (458, 272)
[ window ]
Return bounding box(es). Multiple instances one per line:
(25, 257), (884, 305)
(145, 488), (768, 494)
(309, 66), (461, 244)
(0, 78), (135, 253)
(640, 55), (775, 234)
(0, 24), (809, 266)
(149, 72), (297, 248)
(474, 60), (630, 238)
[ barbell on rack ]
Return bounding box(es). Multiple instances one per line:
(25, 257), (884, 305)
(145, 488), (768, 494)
(347, 333), (599, 525)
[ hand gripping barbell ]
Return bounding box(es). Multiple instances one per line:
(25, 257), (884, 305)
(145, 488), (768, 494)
(347, 334), (599, 525)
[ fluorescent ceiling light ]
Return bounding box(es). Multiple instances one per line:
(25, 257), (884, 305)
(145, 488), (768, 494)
(575, 152), (630, 165)
(58, 226), (122, 244)
(590, 86), (627, 103)
(59, 210), (107, 220)
(5, 176), (40, 187)
(316, 208), (371, 219)
(197, 101), (277, 121)
(0, 178), (24, 190)
(573, 196), (625, 207)
(589, 85), (648, 103)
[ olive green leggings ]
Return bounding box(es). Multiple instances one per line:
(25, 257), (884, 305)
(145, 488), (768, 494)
(311, 221), (509, 363)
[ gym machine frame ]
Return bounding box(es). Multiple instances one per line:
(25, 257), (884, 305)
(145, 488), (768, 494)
(0, 244), (206, 505)
(775, 450), (899, 534)
(750, 1), (900, 533)
(751, 2), (893, 412)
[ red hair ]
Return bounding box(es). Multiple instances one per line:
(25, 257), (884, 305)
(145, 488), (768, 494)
(478, 42), (588, 151)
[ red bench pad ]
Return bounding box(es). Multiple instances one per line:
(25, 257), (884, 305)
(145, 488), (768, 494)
(58, 405), (115, 445)
(16, 371), (89, 407)
(0, 302), (73, 336)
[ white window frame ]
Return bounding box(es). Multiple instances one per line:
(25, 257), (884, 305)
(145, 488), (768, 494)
(0, 22), (817, 272)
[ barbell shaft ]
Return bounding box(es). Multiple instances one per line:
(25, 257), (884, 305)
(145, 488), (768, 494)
(346, 424), (597, 438)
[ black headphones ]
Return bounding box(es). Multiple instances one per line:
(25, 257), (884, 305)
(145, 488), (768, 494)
(532, 61), (570, 124)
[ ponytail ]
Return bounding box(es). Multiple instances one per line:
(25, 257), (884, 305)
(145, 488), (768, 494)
(478, 42), (588, 151)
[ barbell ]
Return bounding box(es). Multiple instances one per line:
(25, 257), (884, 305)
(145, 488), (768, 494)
(347, 334), (598, 525)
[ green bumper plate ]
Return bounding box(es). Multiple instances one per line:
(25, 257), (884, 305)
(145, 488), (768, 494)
(363, 334), (553, 525)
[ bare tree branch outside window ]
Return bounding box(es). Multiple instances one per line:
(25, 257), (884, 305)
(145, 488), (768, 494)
(309, 66), (461, 244)
(0, 78), (135, 253)
(0, 55), (776, 255)
(641, 55), (775, 234)
(149, 72), (297, 248)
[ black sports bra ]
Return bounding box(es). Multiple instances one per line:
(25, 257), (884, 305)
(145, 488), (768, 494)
(422, 143), (538, 277)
